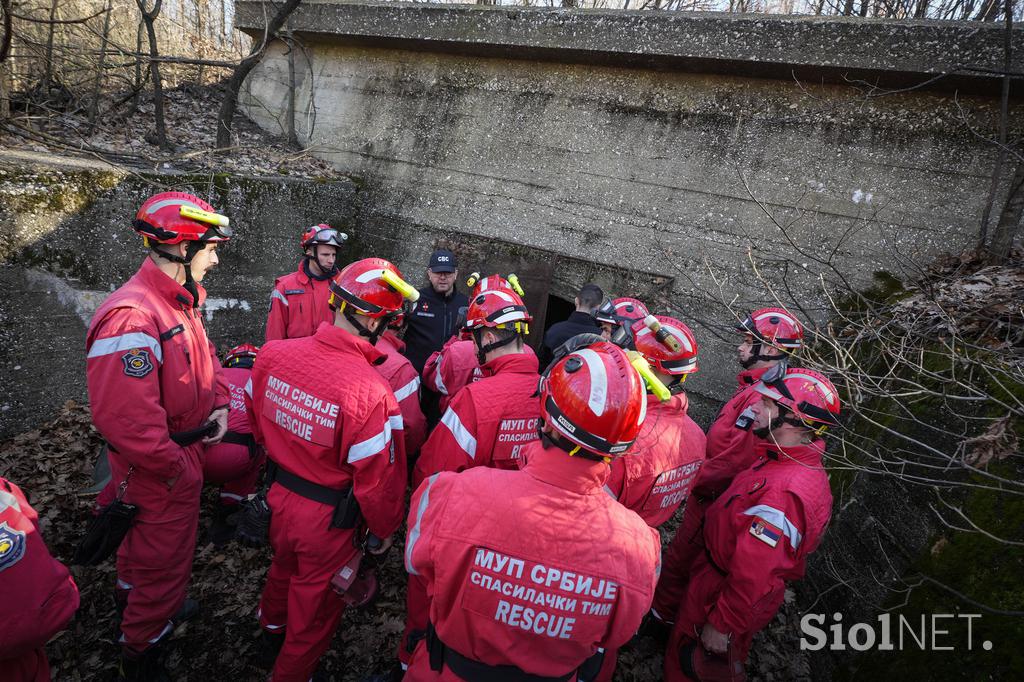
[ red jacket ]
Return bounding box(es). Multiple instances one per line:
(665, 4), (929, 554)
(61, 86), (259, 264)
(413, 351), (540, 489)
(692, 367), (770, 500)
(422, 338), (482, 413)
(223, 365), (254, 435)
(605, 393), (707, 527)
(265, 260), (334, 342)
(702, 439), (831, 638)
(376, 331), (427, 457)
(86, 258), (229, 487)
(404, 441), (660, 680)
(0, 477), (80, 663)
(245, 322), (406, 539)
(423, 340), (539, 412)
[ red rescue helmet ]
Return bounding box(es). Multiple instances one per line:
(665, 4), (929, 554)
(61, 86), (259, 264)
(595, 297), (649, 325)
(736, 307), (803, 354)
(539, 339), (647, 459)
(224, 343), (259, 368)
(466, 272), (525, 298)
(301, 224), (347, 251)
(631, 315), (699, 378)
(329, 258), (418, 319)
(753, 367), (841, 434)
(464, 289), (532, 333)
(133, 192), (232, 245)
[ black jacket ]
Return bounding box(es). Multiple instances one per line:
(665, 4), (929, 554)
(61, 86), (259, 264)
(403, 285), (469, 373)
(541, 311), (601, 366)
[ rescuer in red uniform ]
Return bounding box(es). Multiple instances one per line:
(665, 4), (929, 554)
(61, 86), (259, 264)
(651, 307), (804, 625)
(664, 368), (840, 682)
(246, 258), (417, 682)
(594, 296), (649, 342)
(203, 343), (264, 545)
(376, 321), (428, 459)
(0, 477), (80, 682)
(403, 339), (661, 681)
(86, 191), (232, 680)
(420, 274), (534, 413)
(412, 284), (540, 488)
(265, 224), (347, 341)
(399, 282), (541, 672)
(605, 314), (706, 528)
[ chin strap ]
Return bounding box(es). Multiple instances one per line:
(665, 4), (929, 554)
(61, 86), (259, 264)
(472, 328), (520, 365)
(304, 256), (337, 282)
(536, 422), (608, 463)
(150, 241), (203, 307)
(741, 338), (788, 369)
(339, 302), (388, 345)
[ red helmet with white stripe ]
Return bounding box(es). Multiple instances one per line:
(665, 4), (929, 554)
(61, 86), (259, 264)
(329, 258), (419, 344)
(224, 343), (259, 368)
(466, 273), (525, 298)
(735, 307), (803, 367)
(594, 297), (649, 326)
(753, 367), (840, 433)
(133, 192), (232, 245)
(464, 289), (532, 332)
(631, 315), (699, 378)
(539, 339), (647, 459)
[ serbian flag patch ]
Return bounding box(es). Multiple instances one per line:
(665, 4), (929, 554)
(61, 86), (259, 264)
(749, 516), (783, 548)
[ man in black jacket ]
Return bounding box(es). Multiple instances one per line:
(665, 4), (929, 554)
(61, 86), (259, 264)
(403, 249), (470, 373)
(540, 283), (603, 366)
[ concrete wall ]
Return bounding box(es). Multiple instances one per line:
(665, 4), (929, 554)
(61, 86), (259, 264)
(0, 151), (358, 438)
(237, 1), (1022, 413)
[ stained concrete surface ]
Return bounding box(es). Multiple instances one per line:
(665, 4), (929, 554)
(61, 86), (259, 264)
(0, 153), (358, 438)
(237, 8), (1020, 411)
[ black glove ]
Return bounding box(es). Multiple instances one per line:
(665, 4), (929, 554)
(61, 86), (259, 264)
(236, 493), (271, 547)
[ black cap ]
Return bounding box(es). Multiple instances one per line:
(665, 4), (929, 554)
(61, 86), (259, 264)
(429, 249), (457, 273)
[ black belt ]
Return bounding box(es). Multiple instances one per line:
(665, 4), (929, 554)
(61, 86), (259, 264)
(271, 464), (350, 507)
(221, 430), (256, 448)
(427, 622), (575, 682)
(169, 421), (218, 447)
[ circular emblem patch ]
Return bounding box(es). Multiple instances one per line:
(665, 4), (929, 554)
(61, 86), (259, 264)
(122, 348), (154, 378)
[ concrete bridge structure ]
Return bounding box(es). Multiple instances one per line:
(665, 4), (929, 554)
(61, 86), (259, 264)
(236, 0), (1022, 407)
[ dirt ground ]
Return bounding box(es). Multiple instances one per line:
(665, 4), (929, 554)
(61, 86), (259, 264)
(0, 402), (680, 681)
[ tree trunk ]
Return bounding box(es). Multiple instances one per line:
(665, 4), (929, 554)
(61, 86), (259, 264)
(88, 0), (114, 132)
(136, 0), (170, 151)
(42, 0), (58, 85)
(216, 0), (303, 150)
(988, 161), (1024, 263)
(285, 37), (298, 147)
(978, 0), (1013, 253)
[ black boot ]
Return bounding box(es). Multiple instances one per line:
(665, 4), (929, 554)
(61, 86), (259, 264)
(117, 644), (170, 682)
(255, 629), (285, 668)
(171, 597), (200, 627)
(209, 501), (239, 547)
(360, 664), (404, 682)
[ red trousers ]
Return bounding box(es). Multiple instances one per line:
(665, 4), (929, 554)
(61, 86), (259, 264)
(398, 574), (430, 668)
(652, 497), (708, 624)
(258, 484), (357, 682)
(4, 649), (50, 682)
(112, 444), (203, 651)
(203, 441), (263, 504)
(663, 556), (783, 682)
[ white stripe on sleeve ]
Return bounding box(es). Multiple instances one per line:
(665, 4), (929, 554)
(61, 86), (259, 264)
(440, 407), (477, 459)
(87, 332), (163, 364)
(742, 504), (803, 550)
(348, 420), (394, 463)
(394, 376), (420, 402)
(405, 473), (440, 575)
